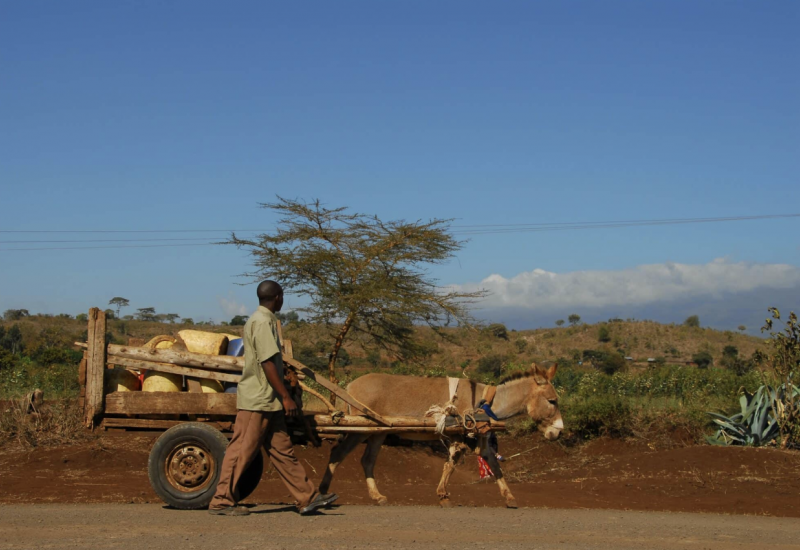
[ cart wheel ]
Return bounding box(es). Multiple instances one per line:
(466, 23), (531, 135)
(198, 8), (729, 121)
(148, 422), (264, 510)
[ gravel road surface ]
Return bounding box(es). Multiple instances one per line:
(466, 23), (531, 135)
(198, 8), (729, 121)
(1, 504), (799, 550)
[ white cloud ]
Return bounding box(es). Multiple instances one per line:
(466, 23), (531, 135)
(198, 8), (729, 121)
(455, 259), (800, 310)
(218, 294), (249, 317)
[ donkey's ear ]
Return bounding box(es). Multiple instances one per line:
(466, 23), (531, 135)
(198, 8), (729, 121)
(545, 363), (558, 382)
(531, 362), (547, 384)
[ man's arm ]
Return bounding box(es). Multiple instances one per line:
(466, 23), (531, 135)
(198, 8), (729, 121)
(261, 357), (299, 417)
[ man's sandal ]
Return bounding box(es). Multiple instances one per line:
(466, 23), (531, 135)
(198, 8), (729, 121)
(299, 493), (338, 515)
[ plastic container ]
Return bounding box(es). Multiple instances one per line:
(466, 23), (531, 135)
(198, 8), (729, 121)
(226, 338), (244, 357)
(105, 367), (141, 393)
(142, 371), (182, 392)
(178, 330), (229, 355)
(200, 379), (224, 393)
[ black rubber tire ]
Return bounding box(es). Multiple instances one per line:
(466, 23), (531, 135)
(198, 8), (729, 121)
(147, 422), (264, 510)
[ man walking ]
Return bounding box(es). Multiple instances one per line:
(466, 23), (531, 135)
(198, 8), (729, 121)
(209, 280), (337, 516)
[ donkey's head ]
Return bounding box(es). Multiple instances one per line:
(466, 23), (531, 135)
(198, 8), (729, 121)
(493, 362), (563, 441)
(526, 363), (562, 440)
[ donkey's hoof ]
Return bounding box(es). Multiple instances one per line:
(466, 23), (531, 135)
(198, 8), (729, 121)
(439, 498), (453, 508)
(506, 498), (518, 509)
(376, 497), (389, 506)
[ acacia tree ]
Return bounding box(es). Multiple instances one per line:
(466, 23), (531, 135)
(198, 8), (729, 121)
(136, 307), (156, 321)
(108, 297), (129, 318)
(227, 198), (486, 388)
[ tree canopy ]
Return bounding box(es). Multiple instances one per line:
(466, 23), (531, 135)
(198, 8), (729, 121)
(108, 297), (130, 318)
(136, 307), (156, 321)
(227, 197), (486, 385)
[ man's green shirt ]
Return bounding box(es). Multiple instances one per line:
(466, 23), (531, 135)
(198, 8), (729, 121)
(237, 306), (284, 412)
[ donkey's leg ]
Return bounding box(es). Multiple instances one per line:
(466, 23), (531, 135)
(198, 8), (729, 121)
(480, 438), (517, 509)
(436, 439), (467, 508)
(360, 434), (388, 505)
(319, 433), (366, 494)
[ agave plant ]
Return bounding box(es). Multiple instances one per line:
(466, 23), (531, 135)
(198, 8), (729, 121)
(706, 385), (780, 446)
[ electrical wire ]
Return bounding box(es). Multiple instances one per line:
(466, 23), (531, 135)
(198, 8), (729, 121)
(0, 213), (797, 251)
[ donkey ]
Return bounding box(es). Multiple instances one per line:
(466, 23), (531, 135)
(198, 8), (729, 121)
(318, 363), (562, 508)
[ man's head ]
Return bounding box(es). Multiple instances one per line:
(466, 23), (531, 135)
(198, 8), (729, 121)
(257, 280), (284, 312)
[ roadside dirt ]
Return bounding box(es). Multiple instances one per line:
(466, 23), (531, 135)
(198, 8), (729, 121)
(3, 504), (800, 550)
(2, 433), (800, 517)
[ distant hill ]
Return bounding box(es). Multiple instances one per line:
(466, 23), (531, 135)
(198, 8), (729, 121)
(1, 314), (764, 377)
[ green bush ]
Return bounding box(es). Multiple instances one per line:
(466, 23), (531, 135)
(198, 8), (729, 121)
(563, 396), (632, 438)
(476, 354), (504, 378)
(684, 315), (700, 328)
(692, 351), (713, 369)
(485, 323), (509, 340)
(30, 346), (82, 366)
(598, 326), (611, 343)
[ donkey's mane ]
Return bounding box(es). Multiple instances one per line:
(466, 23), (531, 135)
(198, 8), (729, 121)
(498, 370), (535, 385)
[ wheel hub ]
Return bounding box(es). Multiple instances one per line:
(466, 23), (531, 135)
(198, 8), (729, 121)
(166, 445), (214, 492)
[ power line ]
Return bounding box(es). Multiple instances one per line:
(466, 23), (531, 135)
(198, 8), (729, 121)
(448, 214), (800, 235)
(0, 237), (221, 244)
(0, 213), (796, 251)
(0, 243), (218, 251)
(2, 213), (798, 236)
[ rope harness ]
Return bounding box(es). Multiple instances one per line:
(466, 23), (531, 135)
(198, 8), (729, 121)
(424, 378), (495, 438)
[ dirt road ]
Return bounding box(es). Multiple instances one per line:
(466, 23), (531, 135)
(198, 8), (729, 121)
(1, 503), (799, 550)
(3, 434), (800, 517)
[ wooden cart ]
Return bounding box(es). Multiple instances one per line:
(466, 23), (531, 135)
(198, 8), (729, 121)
(77, 308), (504, 509)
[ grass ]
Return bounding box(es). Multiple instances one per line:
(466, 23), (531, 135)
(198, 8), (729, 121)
(0, 398), (92, 449)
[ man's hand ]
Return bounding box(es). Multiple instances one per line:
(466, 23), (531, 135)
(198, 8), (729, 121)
(282, 395), (299, 418)
(261, 357), (300, 418)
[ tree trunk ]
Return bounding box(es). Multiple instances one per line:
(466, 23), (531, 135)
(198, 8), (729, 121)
(328, 312), (355, 405)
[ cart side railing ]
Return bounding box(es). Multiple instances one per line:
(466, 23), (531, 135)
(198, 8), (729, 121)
(77, 307), (504, 436)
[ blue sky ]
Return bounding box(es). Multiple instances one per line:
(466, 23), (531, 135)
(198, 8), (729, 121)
(1, 2), (798, 329)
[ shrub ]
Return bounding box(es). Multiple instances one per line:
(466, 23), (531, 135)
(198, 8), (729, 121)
(598, 326), (610, 343)
(297, 348), (328, 372)
(30, 347), (82, 366)
(476, 354), (504, 378)
(230, 315), (248, 326)
(598, 353), (626, 375)
(568, 314), (581, 326)
(555, 320), (565, 327)
(485, 323), (509, 340)
(514, 339), (527, 353)
(366, 349), (381, 368)
(684, 315), (700, 328)
(0, 324), (24, 355)
(563, 396), (632, 438)
(722, 345), (738, 358)
(692, 351), (713, 369)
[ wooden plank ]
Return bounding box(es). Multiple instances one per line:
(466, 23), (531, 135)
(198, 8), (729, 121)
(78, 354), (87, 386)
(110, 356), (241, 383)
(186, 378), (203, 393)
(283, 339), (293, 359)
(314, 426), (468, 434)
(106, 343), (243, 371)
(283, 356), (392, 426)
(84, 308), (107, 428)
(105, 391), (239, 415)
(102, 417), (233, 431)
